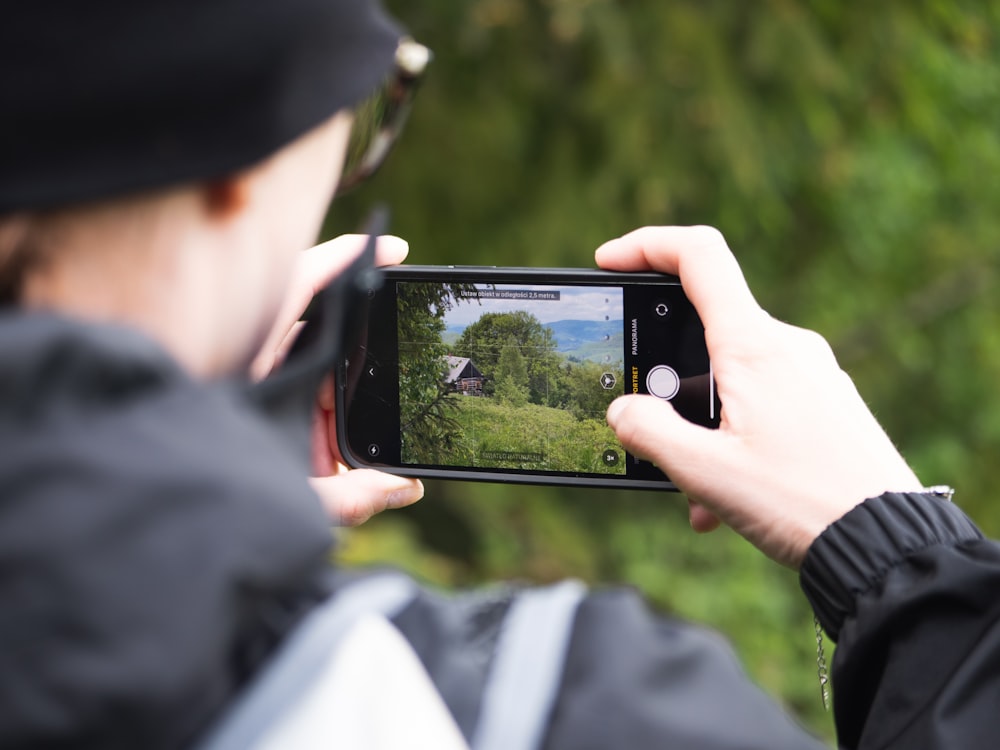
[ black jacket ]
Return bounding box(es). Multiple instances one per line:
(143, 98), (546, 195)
(801, 491), (997, 749)
(0, 313), (334, 749)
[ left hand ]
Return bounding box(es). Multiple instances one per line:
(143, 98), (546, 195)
(253, 234), (424, 526)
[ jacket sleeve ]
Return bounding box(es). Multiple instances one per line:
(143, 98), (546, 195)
(800, 492), (998, 750)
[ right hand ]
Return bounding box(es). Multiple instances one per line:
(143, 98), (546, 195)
(597, 226), (923, 568)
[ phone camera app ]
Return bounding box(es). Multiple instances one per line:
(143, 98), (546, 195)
(397, 282), (627, 476)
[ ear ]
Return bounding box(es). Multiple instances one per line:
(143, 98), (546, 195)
(201, 172), (254, 219)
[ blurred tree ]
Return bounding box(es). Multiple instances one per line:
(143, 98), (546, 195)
(330, 1), (1000, 741)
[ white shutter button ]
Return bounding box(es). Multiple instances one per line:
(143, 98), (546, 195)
(646, 365), (680, 400)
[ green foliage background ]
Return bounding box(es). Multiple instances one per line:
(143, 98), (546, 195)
(328, 1), (1000, 741)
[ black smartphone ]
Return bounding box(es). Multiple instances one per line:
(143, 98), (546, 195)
(335, 266), (720, 490)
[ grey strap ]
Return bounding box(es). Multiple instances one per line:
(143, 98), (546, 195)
(471, 579), (587, 750)
(195, 573), (418, 750)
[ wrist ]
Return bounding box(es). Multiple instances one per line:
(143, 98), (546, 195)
(800, 490), (981, 641)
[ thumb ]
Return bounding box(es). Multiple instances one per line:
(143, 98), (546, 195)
(309, 470), (424, 527)
(606, 395), (719, 489)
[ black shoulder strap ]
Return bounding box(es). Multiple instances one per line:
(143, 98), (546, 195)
(471, 580), (587, 750)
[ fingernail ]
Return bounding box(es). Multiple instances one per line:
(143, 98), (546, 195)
(377, 235), (409, 256)
(386, 484), (423, 508)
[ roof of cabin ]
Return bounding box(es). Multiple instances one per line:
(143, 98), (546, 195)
(443, 355), (482, 383)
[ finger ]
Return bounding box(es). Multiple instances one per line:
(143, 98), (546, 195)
(267, 321), (305, 377)
(317, 374), (336, 412)
(606, 394), (721, 492)
(595, 226), (764, 335)
(286, 233), (410, 331)
(608, 395), (725, 532)
(310, 470), (424, 526)
(253, 234), (409, 378)
(688, 500), (722, 533)
(304, 233), (410, 288)
(311, 406), (341, 476)
(595, 225), (732, 273)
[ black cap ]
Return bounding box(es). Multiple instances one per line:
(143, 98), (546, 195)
(0, 0), (402, 212)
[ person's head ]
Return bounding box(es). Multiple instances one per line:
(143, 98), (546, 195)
(0, 0), (417, 376)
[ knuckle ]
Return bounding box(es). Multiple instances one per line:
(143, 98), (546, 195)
(798, 328), (837, 361)
(336, 502), (374, 527)
(688, 225), (728, 249)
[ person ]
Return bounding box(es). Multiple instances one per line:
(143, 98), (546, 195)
(0, 2), (995, 749)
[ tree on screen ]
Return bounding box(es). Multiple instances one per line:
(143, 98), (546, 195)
(398, 282), (478, 463)
(454, 311), (562, 405)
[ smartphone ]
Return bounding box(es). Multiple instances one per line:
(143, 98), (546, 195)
(335, 266), (720, 490)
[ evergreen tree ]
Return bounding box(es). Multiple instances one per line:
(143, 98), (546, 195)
(455, 311), (560, 403)
(398, 282), (478, 463)
(494, 336), (530, 406)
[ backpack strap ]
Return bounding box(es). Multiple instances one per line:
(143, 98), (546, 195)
(195, 572), (419, 750)
(471, 579), (587, 750)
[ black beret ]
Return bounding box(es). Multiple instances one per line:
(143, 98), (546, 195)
(0, 0), (401, 212)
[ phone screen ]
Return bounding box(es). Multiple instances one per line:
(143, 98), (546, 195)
(339, 269), (720, 488)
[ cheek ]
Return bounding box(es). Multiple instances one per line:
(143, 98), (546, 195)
(260, 250), (298, 323)
(277, 117), (351, 244)
(232, 248), (297, 362)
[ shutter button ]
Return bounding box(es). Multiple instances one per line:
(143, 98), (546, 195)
(646, 365), (680, 400)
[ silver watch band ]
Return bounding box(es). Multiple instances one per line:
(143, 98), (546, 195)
(921, 485), (955, 501)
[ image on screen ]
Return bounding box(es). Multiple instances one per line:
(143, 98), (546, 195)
(397, 282), (627, 475)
